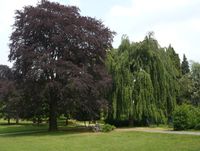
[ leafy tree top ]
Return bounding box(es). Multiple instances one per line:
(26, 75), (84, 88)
(9, 0), (115, 130)
(0, 65), (13, 80)
(166, 45), (181, 78)
(181, 54), (190, 75)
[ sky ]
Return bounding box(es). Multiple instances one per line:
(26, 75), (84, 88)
(0, 0), (200, 67)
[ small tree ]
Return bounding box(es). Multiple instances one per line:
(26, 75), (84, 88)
(181, 54), (190, 75)
(0, 65), (20, 124)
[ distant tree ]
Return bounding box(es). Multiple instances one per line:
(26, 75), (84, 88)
(181, 54), (190, 75)
(177, 74), (193, 104)
(0, 65), (43, 124)
(19, 81), (48, 125)
(9, 0), (114, 131)
(0, 65), (20, 124)
(0, 65), (12, 123)
(191, 62), (200, 106)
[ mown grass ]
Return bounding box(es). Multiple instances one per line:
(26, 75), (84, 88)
(0, 130), (200, 151)
(0, 119), (200, 151)
(0, 119), (48, 134)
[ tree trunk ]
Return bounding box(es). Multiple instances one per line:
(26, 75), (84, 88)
(37, 117), (41, 126)
(33, 118), (36, 124)
(65, 118), (68, 126)
(7, 117), (10, 125)
(129, 116), (134, 127)
(16, 116), (19, 124)
(49, 96), (58, 131)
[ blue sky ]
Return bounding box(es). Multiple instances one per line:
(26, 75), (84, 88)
(0, 0), (200, 66)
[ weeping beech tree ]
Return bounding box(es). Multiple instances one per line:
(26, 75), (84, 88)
(106, 33), (180, 126)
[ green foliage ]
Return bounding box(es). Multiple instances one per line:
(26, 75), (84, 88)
(101, 124), (116, 132)
(181, 54), (190, 75)
(166, 45), (182, 78)
(178, 74), (193, 104)
(173, 104), (200, 130)
(133, 70), (157, 124)
(195, 123), (200, 130)
(191, 62), (200, 106)
(178, 61), (200, 106)
(106, 38), (134, 121)
(1, 123), (200, 151)
(106, 34), (180, 126)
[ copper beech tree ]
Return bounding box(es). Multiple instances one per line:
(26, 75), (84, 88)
(9, 0), (115, 131)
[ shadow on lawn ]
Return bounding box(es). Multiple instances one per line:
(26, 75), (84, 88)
(0, 123), (47, 132)
(0, 126), (94, 138)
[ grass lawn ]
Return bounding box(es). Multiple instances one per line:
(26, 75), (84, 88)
(0, 124), (47, 134)
(0, 119), (48, 134)
(0, 119), (200, 151)
(0, 118), (77, 134)
(0, 130), (200, 151)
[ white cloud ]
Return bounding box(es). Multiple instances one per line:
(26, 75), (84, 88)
(0, 0), (200, 66)
(105, 0), (200, 62)
(152, 18), (200, 61)
(68, 0), (80, 7)
(189, 18), (200, 32)
(0, 0), (40, 66)
(0, 0), (74, 66)
(109, 0), (192, 17)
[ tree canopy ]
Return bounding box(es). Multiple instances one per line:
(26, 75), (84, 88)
(191, 62), (200, 106)
(0, 0), (199, 130)
(0, 65), (20, 124)
(181, 54), (190, 75)
(9, 0), (115, 130)
(106, 34), (180, 126)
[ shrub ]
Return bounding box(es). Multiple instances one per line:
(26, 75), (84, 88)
(173, 104), (199, 130)
(105, 119), (130, 127)
(101, 124), (116, 132)
(193, 106), (200, 130)
(173, 105), (189, 130)
(195, 123), (200, 130)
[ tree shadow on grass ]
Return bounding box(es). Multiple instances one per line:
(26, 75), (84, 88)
(0, 126), (94, 138)
(0, 123), (48, 135)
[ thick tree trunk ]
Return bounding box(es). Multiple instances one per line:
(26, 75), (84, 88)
(49, 96), (58, 131)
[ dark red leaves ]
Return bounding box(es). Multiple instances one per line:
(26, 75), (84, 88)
(8, 0), (115, 122)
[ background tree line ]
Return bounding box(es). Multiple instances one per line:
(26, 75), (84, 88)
(106, 33), (200, 127)
(0, 0), (199, 131)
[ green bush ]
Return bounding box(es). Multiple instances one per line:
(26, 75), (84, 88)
(195, 123), (200, 130)
(173, 104), (199, 130)
(101, 124), (116, 132)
